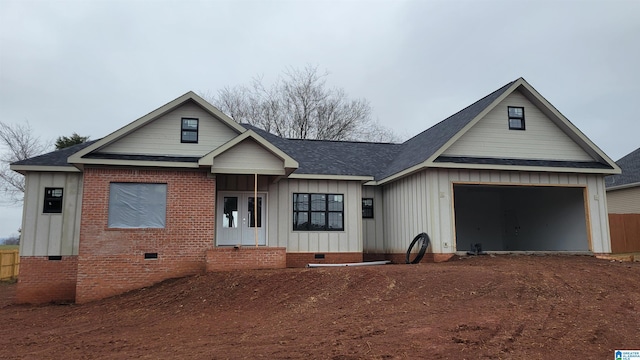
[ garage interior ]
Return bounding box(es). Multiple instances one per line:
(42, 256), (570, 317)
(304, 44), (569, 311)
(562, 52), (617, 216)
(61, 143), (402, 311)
(453, 184), (589, 252)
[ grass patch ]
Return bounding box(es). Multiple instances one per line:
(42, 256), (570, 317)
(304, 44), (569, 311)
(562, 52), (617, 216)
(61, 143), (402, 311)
(0, 245), (19, 250)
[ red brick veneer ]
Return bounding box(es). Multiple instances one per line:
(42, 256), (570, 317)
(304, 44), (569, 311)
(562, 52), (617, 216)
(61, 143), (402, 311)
(206, 247), (286, 271)
(16, 256), (78, 304)
(76, 168), (216, 303)
(286, 252), (363, 268)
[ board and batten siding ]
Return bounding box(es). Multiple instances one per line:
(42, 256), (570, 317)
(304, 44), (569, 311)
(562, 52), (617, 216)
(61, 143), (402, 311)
(362, 186), (385, 253)
(442, 90), (594, 162)
(607, 187), (640, 214)
(20, 172), (83, 256)
(213, 139), (285, 174)
(267, 179), (362, 253)
(99, 102), (239, 156)
(382, 168), (611, 254)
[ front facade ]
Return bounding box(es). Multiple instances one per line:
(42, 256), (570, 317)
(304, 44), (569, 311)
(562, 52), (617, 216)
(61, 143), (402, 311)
(11, 78), (620, 303)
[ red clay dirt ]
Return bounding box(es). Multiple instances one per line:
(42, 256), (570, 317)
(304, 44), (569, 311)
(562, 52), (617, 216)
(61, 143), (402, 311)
(1, 255), (639, 359)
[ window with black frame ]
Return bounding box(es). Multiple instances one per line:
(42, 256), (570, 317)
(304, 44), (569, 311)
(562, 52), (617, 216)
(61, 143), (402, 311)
(181, 118), (199, 143)
(508, 106), (525, 130)
(293, 193), (344, 231)
(43, 188), (63, 213)
(362, 198), (374, 219)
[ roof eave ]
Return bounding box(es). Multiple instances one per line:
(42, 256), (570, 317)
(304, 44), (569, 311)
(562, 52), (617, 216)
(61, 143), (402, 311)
(9, 165), (82, 174)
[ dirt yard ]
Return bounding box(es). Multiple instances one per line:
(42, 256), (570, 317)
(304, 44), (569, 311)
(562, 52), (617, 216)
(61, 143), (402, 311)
(1, 255), (639, 359)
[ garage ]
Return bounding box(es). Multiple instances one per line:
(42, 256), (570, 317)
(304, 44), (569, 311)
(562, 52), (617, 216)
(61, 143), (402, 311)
(453, 184), (589, 252)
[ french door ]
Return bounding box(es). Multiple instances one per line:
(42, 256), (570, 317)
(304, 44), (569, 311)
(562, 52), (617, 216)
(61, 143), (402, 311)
(217, 192), (266, 246)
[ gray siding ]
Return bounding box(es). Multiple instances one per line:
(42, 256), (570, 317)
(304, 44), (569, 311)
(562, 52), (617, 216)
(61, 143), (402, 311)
(381, 168), (611, 254)
(213, 139), (285, 174)
(443, 91), (594, 161)
(99, 102), (239, 156)
(20, 172), (83, 256)
(607, 187), (640, 214)
(362, 186), (385, 253)
(268, 179), (362, 253)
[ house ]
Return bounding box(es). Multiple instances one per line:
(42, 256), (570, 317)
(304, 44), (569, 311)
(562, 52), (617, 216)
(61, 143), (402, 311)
(605, 147), (640, 253)
(10, 77), (621, 304)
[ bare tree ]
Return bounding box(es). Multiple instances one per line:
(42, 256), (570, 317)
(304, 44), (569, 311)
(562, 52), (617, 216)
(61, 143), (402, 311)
(0, 121), (50, 203)
(207, 65), (398, 142)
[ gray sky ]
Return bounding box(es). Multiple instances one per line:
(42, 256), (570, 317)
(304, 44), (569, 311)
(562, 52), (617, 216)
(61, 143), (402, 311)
(1, 0), (639, 238)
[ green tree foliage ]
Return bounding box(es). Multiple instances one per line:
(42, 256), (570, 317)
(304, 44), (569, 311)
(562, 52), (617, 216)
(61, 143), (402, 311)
(55, 133), (89, 150)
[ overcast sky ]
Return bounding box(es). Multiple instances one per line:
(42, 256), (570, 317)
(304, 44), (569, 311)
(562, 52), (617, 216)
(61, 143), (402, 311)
(1, 0), (639, 238)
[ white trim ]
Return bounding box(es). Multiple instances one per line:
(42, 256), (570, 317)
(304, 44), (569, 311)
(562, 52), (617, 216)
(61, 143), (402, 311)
(426, 161), (619, 174)
(69, 91), (245, 166)
(10, 165), (81, 173)
(200, 130), (298, 169)
(212, 168), (285, 175)
(606, 182), (640, 191)
(433, 78), (620, 173)
(288, 173), (374, 181)
(69, 158), (199, 168)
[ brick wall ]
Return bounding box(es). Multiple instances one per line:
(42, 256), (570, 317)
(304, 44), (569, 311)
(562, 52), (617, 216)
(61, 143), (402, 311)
(206, 247), (286, 271)
(76, 168), (216, 303)
(286, 252), (363, 268)
(16, 256), (78, 304)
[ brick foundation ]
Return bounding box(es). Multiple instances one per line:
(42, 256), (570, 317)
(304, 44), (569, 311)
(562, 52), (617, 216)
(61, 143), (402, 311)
(16, 256), (78, 304)
(286, 252), (363, 268)
(76, 168), (216, 303)
(363, 253), (455, 264)
(206, 247), (287, 271)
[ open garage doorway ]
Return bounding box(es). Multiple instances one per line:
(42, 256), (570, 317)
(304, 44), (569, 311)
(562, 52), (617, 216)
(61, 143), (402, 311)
(453, 184), (590, 252)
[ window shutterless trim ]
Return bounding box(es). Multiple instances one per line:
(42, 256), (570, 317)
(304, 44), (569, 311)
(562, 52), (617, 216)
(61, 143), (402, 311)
(293, 193), (344, 231)
(181, 118), (199, 143)
(362, 198), (374, 219)
(43, 187), (63, 213)
(508, 106), (525, 130)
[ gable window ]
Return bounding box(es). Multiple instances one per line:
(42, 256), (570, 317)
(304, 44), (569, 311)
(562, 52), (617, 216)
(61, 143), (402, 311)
(181, 118), (199, 143)
(293, 193), (344, 231)
(362, 198), (374, 219)
(43, 188), (63, 213)
(108, 183), (167, 228)
(508, 106), (525, 130)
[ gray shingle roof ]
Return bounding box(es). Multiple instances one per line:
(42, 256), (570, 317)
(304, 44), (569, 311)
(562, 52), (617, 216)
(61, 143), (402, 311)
(376, 80), (515, 180)
(244, 124), (402, 178)
(13, 79), (612, 182)
(605, 147), (640, 188)
(11, 140), (99, 167)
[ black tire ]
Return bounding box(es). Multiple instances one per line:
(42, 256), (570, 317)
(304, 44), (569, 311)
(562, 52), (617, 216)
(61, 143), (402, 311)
(405, 233), (430, 264)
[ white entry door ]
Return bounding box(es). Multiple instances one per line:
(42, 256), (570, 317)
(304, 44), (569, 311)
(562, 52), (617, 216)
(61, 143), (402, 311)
(217, 192), (267, 246)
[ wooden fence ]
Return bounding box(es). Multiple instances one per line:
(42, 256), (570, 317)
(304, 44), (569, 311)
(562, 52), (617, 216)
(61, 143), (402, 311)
(609, 214), (640, 253)
(0, 249), (19, 281)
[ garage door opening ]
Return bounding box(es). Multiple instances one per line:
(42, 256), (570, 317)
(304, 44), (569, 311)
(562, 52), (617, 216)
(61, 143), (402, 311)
(453, 184), (589, 252)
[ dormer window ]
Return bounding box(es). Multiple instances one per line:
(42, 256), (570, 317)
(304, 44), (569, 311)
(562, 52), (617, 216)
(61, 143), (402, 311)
(181, 118), (199, 143)
(508, 107), (525, 130)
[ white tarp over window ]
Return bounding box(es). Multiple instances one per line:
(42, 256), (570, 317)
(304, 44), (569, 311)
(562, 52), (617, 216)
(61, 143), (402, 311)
(108, 183), (167, 228)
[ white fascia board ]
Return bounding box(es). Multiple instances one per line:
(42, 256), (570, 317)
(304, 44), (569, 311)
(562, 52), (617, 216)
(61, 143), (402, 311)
(427, 161), (620, 175)
(69, 91), (246, 165)
(425, 79), (522, 164)
(199, 130), (298, 169)
(606, 182), (640, 191)
(288, 173), (374, 181)
(211, 167), (286, 176)
(72, 158), (199, 168)
(9, 165), (82, 174)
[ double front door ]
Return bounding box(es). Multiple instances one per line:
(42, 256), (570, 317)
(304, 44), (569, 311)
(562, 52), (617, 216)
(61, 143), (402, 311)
(217, 192), (266, 246)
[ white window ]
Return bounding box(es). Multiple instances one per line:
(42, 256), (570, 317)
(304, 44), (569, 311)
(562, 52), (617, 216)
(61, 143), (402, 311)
(108, 183), (167, 228)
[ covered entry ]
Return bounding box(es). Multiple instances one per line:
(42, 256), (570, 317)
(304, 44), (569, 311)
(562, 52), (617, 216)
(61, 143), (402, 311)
(453, 184), (589, 252)
(217, 192), (266, 246)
